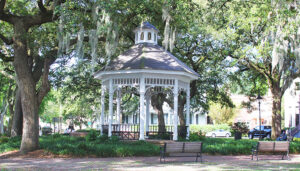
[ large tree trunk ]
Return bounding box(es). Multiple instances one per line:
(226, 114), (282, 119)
(13, 23), (39, 153)
(151, 94), (166, 133)
(270, 84), (282, 139)
(11, 89), (23, 137)
(178, 94), (186, 138)
(0, 103), (7, 134)
(7, 104), (14, 137)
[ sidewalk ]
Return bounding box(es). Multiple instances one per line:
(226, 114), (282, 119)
(1, 155), (300, 170)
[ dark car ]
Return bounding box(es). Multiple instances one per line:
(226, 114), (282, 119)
(248, 125), (271, 139)
(42, 126), (52, 135)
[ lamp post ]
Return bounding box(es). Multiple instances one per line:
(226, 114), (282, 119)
(257, 94), (263, 140)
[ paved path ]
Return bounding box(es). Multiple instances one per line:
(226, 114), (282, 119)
(1, 155), (300, 170)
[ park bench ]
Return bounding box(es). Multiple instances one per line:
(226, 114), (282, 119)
(160, 142), (203, 163)
(251, 141), (290, 160)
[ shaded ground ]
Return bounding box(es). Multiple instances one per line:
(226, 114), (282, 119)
(1, 154), (300, 170)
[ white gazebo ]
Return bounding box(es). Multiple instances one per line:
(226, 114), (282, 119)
(94, 22), (199, 140)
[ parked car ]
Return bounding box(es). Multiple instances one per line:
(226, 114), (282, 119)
(248, 125), (271, 139)
(42, 126), (52, 135)
(205, 129), (231, 138)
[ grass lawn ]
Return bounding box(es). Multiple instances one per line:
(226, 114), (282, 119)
(1, 134), (300, 157)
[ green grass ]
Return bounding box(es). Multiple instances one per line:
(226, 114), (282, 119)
(0, 136), (21, 153)
(191, 137), (300, 155)
(39, 134), (160, 157)
(1, 135), (300, 157)
(202, 138), (257, 155)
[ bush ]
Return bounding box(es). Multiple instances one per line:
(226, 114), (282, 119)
(190, 124), (231, 135)
(189, 132), (206, 141)
(109, 135), (120, 143)
(148, 133), (171, 140)
(201, 138), (257, 155)
(293, 137), (300, 142)
(85, 129), (98, 142)
(0, 136), (21, 153)
(39, 135), (159, 157)
(231, 122), (249, 134)
(0, 136), (9, 143)
(96, 134), (109, 143)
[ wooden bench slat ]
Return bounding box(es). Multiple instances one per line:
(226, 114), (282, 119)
(258, 142), (274, 152)
(161, 142), (203, 163)
(252, 141), (290, 161)
(274, 142), (289, 152)
(184, 142), (202, 153)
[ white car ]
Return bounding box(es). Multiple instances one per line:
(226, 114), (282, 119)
(205, 129), (231, 138)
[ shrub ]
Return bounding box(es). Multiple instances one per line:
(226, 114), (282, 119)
(293, 137), (300, 142)
(52, 133), (62, 139)
(0, 136), (9, 143)
(96, 134), (109, 143)
(231, 122), (249, 134)
(189, 132), (205, 141)
(148, 133), (171, 140)
(190, 124), (231, 135)
(0, 136), (21, 153)
(85, 129), (98, 142)
(109, 135), (120, 143)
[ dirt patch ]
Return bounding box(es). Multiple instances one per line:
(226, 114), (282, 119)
(0, 149), (72, 159)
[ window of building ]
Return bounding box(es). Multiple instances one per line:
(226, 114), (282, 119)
(140, 32), (144, 40)
(122, 115), (128, 124)
(135, 33), (138, 42)
(154, 33), (157, 41)
(148, 32), (152, 40)
(196, 114), (199, 124)
(133, 114), (138, 124)
(164, 113), (168, 125)
(296, 82), (300, 90)
(151, 113), (158, 124)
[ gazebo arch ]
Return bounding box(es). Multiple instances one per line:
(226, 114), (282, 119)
(94, 22), (199, 140)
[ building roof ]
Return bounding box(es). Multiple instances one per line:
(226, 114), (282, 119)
(133, 22), (159, 32)
(99, 43), (199, 77)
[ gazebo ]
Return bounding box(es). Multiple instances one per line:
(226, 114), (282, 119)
(94, 22), (199, 140)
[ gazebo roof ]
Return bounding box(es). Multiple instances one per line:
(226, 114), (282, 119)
(133, 22), (159, 32)
(95, 43), (199, 79)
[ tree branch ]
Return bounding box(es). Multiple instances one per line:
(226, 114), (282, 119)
(0, 69), (14, 80)
(0, 0), (17, 24)
(0, 51), (13, 62)
(38, 0), (47, 13)
(37, 57), (54, 105)
(0, 0), (5, 12)
(0, 32), (13, 45)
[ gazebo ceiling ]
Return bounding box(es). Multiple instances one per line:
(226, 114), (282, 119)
(94, 43), (199, 80)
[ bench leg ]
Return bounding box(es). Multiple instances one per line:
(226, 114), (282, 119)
(196, 153), (198, 162)
(200, 152), (203, 163)
(160, 152), (165, 163)
(287, 151), (290, 161)
(256, 151), (259, 161)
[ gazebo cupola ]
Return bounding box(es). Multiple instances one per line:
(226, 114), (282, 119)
(133, 22), (158, 45)
(94, 22), (199, 141)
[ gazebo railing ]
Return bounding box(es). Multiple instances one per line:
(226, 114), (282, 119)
(102, 124), (140, 140)
(102, 124), (188, 140)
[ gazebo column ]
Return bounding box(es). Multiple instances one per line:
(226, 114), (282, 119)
(186, 85), (190, 139)
(173, 79), (178, 141)
(139, 77), (146, 140)
(108, 79), (113, 137)
(145, 96), (150, 134)
(100, 85), (106, 135)
(116, 88), (121, 124)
